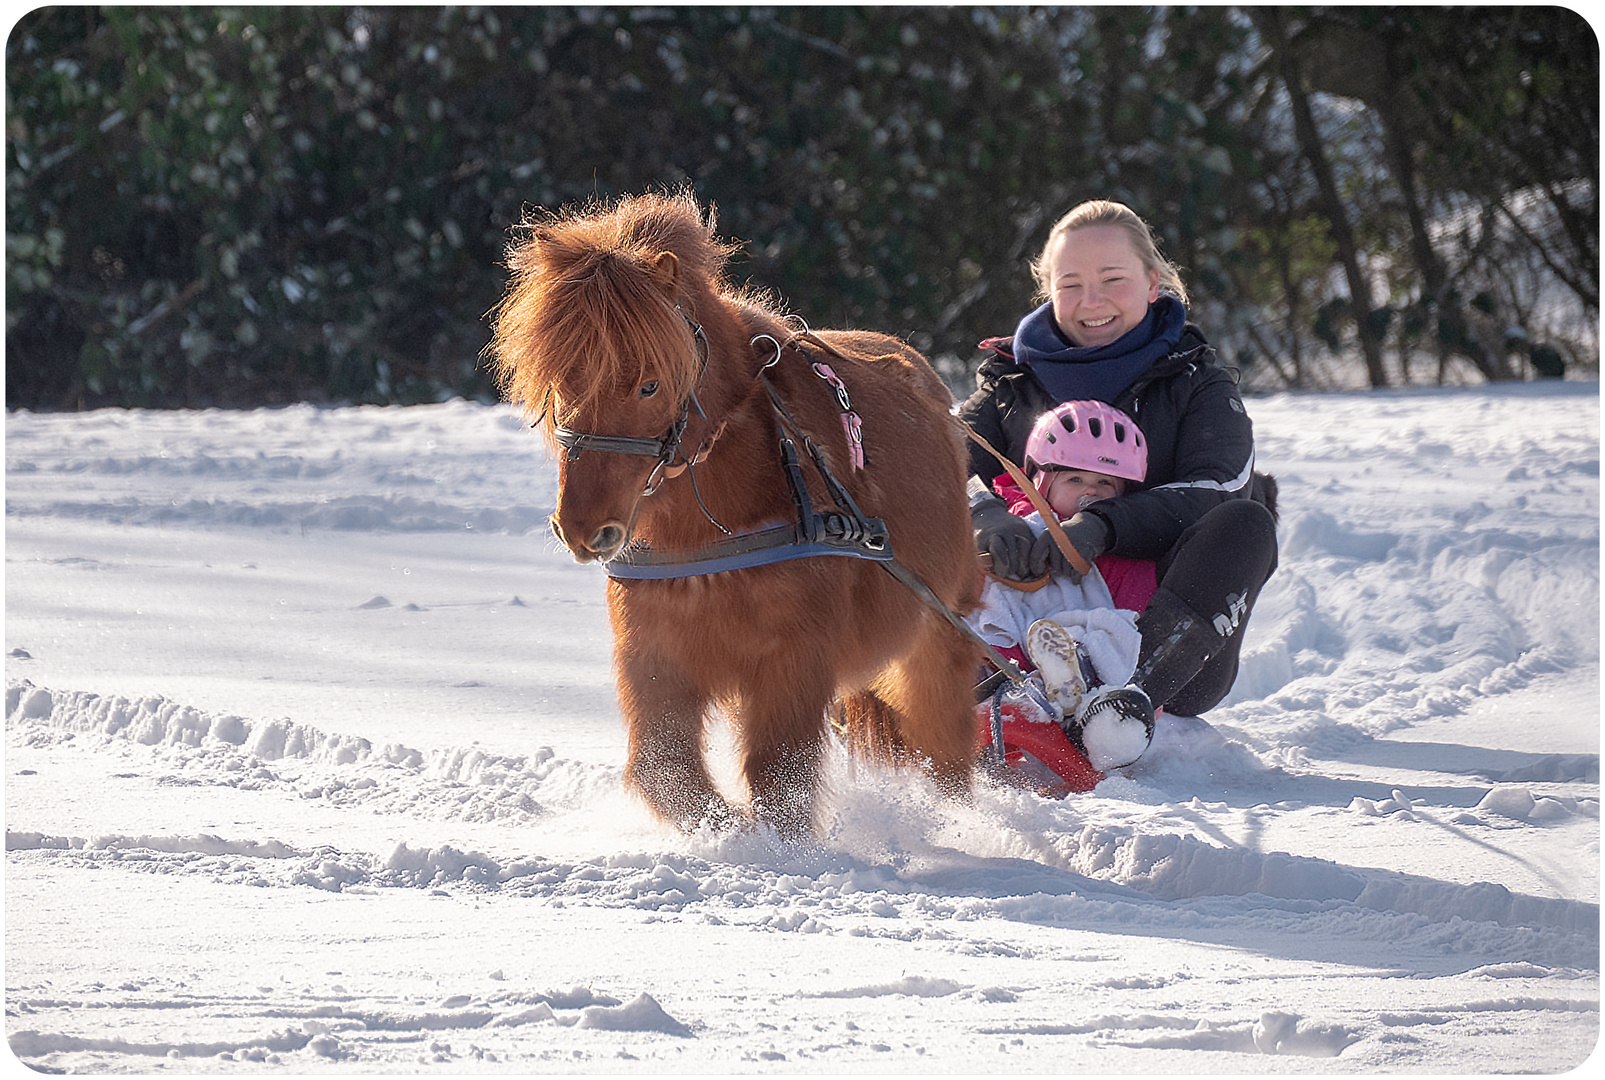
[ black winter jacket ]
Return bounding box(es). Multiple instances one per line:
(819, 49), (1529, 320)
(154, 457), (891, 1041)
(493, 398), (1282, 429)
(957, 324), (1274, 562)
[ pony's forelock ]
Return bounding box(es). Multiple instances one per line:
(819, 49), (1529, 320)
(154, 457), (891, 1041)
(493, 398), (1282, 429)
(489, 192), (734, 432)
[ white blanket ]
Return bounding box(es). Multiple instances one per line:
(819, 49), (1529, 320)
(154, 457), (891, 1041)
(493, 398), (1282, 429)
(969, 512), (1142, 686)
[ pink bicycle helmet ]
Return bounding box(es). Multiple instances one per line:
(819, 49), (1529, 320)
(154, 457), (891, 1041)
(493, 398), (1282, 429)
(1024, 400), (1147, 484)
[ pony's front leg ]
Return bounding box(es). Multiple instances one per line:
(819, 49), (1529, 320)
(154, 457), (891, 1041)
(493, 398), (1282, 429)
(737, 662), (836, 839)
(616, 659), (737, 832)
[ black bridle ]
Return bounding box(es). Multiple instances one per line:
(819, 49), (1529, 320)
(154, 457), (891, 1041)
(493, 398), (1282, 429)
(549, 307), (711, 497)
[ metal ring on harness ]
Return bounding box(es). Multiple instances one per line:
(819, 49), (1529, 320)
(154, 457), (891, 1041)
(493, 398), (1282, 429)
(752, 333), (784, 372)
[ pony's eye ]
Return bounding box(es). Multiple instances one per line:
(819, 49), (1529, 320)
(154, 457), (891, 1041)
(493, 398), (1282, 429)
(639, 381), (659, 398)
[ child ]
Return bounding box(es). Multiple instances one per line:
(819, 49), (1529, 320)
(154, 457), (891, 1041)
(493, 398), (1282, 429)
(969, 400), (1158, 770)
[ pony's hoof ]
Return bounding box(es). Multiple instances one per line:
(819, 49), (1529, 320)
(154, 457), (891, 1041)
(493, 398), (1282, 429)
(678, 797), (746, 837)
(744, 783), (820, 840)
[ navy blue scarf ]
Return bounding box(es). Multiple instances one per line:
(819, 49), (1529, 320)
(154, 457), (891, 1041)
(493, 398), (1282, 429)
(1011, 294), (1187, 404)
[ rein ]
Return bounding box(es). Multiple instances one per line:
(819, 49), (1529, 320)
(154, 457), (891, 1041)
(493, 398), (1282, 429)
(959, 419), (1094, 585)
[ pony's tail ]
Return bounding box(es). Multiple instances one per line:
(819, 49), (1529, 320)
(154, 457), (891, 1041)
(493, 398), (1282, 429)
(831, 692), (911, 766)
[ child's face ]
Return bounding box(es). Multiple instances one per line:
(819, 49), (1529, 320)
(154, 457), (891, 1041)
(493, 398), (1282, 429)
(1038, 468), (1126, 519)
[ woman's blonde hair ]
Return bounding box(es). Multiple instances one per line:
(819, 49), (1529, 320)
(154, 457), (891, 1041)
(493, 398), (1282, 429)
(1030, 200), (1187, 306)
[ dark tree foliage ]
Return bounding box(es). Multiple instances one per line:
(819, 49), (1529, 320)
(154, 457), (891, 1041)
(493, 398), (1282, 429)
(1274, 5), (1598, 385)
(6, 6), (1597, 409)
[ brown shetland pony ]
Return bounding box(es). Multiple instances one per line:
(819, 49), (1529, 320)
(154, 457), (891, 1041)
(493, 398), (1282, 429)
(488, 191), (979, 837)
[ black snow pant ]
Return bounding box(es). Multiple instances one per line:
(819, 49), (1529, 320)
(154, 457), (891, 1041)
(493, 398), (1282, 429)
(1139, 498), (1279, 716)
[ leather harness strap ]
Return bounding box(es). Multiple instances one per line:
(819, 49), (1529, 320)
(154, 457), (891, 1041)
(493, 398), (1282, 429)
(555, 319), (1060, 697)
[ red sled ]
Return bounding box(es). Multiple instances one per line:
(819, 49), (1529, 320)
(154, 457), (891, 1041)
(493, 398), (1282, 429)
(975, 698), (1103, 797)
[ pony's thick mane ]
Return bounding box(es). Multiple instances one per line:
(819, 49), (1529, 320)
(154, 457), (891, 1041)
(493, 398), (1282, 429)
(489, 191), (741, 428)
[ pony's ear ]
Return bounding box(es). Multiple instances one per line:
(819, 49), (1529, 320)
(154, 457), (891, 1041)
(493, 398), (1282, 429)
(650, 251), (679, 296)
(507, 227), (555, 272)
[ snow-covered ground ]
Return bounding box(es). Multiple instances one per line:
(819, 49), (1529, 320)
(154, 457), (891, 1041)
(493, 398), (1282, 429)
(5, 382), (1599, 1074)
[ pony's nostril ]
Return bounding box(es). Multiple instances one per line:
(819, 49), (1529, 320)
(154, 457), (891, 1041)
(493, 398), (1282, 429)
(590, 523), (625, 555)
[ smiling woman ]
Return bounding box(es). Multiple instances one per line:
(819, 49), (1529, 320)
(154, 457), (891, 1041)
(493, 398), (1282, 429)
(959, 199), (1280, 767)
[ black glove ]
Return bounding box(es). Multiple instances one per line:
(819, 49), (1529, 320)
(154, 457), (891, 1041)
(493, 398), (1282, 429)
(1028, 511), (1111, 584)
(971, 494), (1037, 581)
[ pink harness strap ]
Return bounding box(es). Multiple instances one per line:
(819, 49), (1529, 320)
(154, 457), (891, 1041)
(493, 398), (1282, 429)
(810, 362), (865, 471)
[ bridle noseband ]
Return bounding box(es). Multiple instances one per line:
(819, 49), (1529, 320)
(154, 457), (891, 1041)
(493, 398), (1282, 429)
(549, 307), (711, 497)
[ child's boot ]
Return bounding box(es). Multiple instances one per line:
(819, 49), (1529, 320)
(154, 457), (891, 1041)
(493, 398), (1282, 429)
(1025, 619), (1091, 717)
(1071, 684), (1156, 771)
(1067, 587), (1230, 771)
